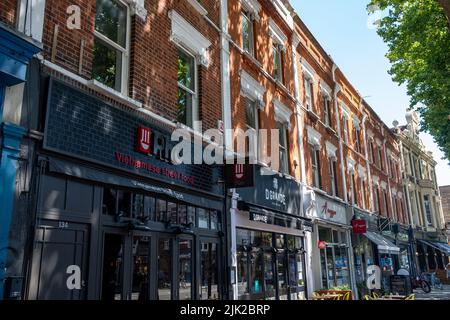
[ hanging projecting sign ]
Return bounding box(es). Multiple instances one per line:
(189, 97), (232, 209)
(352, 219), (367, 234)
(225, 162), (255, 188)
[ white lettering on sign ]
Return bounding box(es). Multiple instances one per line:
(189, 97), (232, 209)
(253, 214), (269, 224)
(366, 265), (381, 290)
(66, 265), (81, 290)
(265, 189), (286, 205)
(59, 221), (69, 229)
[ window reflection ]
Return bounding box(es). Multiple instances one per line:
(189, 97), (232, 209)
(131, 236), (149, 301)
(200, 242), (219, 300)
(179, 239), (193, 300)
(158, 238), (171, 300)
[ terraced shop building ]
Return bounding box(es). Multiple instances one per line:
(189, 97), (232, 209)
(1, 0), (228, 300)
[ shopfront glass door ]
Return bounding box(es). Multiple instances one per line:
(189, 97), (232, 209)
(101, 234), (125, 300)
(277, 251), (288, 300)
(199, 241), (220, 300)
(157, 237), (172, 300)
(157, 235), (195, 300)
(131, 235), (150, 300)
(264, 252), (276, 300)
(178, 237), (193, 300)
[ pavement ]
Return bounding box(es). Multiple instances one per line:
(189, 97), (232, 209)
(414, 285), (450, 300)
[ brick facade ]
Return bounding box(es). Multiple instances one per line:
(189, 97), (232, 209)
(0, 0), (420, 229)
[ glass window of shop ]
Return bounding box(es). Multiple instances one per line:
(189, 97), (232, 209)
(352, 234), (375, 286)
(236, 228), (306, 300)
(101, 187), (220, 231)
(318, 226), (351, 289)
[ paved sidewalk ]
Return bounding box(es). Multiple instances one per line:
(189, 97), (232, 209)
(415, 285), (450, 300)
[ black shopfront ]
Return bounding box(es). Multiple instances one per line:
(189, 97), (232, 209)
(25, 79), (225, 300)
(234, 168), (312, 300)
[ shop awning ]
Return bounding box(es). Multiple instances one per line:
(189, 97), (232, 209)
(364, 231), (400, 255)
(419, 240), (450, 255)
(432, 242), (450, 255)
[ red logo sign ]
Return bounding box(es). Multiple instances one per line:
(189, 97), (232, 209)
(137, 126), (152, 154)
(318, 241), (327, 249)
(234, 164), (244, 179)
(321, 201), (337, 218)
(352, 219), (367, 234)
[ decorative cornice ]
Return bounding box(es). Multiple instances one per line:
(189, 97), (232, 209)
(169, 10), (211, 67)
(274, 98), (293, 129)
(320, 80), (332, 98)
(300, 58), (315, 82)
(307, 126), (322, 148)
(240, 70), (266, 109)
(240, 0), (262, 21)
(347, 157), (356, 173)
(326, 141), (338, 160)
(341, 103), (350, 119)
(125, 0), (148, 21)
(187, 0), (208, 16)
(269, 18), (288, 47)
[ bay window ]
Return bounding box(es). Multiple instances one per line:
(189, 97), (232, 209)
(93, 0), (129, 94)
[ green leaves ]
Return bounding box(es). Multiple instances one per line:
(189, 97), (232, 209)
(368, 0), (450, 163)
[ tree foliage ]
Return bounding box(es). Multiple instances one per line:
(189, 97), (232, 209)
(368, 0), (450, 162)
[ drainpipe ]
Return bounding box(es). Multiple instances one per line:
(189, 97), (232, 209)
(331, 65), (357, 298)
(291, 34), (306, 185)
(219, 0), (236, 300)
(291, 33), (314, 297)
(332, 65), (347, 203)
(361, 113), (374, 213)
(383, 139), (395, 222)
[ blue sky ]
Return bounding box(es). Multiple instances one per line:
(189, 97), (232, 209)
(292, 0), (450, 186)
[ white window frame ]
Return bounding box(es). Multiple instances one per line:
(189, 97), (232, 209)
(423, 194), (433, 226)
(278, 121), (289, 174)
(244, 96), (259, 160)
(329, 157), (337, 197)
(93, 0), (131, 95)
(349, 172), (356, 205)
(242, 10), (255, 57)
(323, 96), (331, 127)
(176, 47), (199, 129)
(343, 117), (349, 144)
(304, 78), (313, 111)
(373, 185), (380, 213)
(360, 178), (366, 209)
(273, 44), (284, 83)
(311, 146), (321, 189)
(354, 127), (361, 153)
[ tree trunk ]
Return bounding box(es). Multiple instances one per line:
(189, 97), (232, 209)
(438, 0), (450, 28)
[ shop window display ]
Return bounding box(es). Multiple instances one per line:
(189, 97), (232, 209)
(236, 228), (305, 300)
(318, 226), (351, 289)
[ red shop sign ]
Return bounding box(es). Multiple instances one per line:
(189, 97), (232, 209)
(352, 219), (367, 234)
(318, 241), (327, 249)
